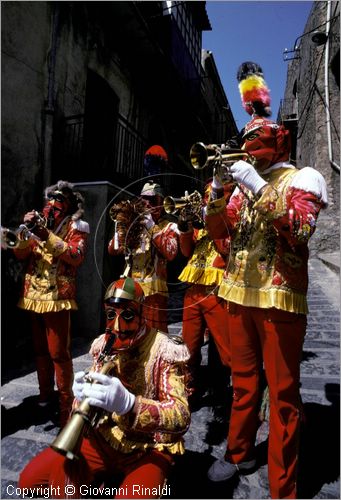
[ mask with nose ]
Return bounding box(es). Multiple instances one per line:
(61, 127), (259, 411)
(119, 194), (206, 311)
(42, 191), (72, 228)
(43, 181), (84, 229)
(241, 117), (291, 172)
(103, 277), (147, 351)
(140, 181), (164, 223)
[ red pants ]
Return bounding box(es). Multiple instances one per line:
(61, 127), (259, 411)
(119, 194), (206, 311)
(227, 304), (306, 499)
(31, 310), (74, 422)
(182, 285), (231, 392)
(143, 293), (169, 333)
(19, 434), (173, 498)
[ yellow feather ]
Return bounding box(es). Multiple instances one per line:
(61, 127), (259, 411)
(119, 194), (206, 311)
(239, 75), (266, 94)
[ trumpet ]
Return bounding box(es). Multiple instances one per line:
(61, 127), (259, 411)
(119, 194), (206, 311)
(190, 142), (256, 172)
(1, 211), (46, 249)
(50, 332), (117, 460)
(50, 360), (115, 460)
(163, 190), (203, 223)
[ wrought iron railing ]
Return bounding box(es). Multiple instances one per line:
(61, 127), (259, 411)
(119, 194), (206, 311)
(115, 115), (147, 179)
(62, 114), (84, 172)
(61, 113), (146, 180)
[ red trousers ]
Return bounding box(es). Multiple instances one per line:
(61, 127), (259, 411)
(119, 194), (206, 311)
(226, 304), (306, 499)
(19, 434), (173, 499)
(31, 310), (74, 423)
(182, 285), (231, 392)
(143, 293), (169, 333)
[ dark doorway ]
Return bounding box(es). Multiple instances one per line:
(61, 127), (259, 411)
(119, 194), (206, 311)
(81, 70), (119, 181)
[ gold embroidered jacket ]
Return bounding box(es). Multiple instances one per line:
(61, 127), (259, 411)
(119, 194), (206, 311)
(206, 165), (327, 314)
(13, 217), (89, 313)
(88, 328), (190, 455)
(108, 218), (178, 297)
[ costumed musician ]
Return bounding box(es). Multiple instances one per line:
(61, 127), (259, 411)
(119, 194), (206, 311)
(18, 277), (190, 498)
(205, 62), (328, 499)
(108, 180), (179, 334)
(10, 180), (89, 427)
(176, 179), (234, 409)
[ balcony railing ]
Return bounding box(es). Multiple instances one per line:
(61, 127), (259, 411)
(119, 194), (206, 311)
(62, 114), (84, 172)
(60, 113), (146, 181)
(115, 115), (147, 179)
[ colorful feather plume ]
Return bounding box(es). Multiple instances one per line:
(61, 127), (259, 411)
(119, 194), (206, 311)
(237, 61), (272, 117)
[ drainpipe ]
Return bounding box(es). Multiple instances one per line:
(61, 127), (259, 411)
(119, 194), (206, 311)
(42, 2), (60, 188)
(324, 1), (340, 173)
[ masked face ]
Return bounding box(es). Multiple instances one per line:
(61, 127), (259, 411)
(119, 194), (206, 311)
(242, 119), (291, 172)
(104, 301), (146, 351)
(141, 195), (164, 222)
(42, 192), (72, 228)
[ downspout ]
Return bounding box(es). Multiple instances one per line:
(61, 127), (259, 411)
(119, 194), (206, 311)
(42, 2), (60, 188)
(324, 1), (340, 173)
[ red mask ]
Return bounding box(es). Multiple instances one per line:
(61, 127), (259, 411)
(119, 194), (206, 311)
(242, 117), (291, 171)
(104, 301), (147, 351)
(42, 193), (72, 228)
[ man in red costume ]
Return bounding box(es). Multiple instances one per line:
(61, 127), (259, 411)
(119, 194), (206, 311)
(206, 62), (328, 499)
(108, 181), (179, 333)
(177, 181), (233, 406)
(13, 180), (89, 426)
(19, 277), (190, 498)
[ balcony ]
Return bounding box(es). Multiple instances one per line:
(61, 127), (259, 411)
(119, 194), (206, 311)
(58, 113), (146, 183)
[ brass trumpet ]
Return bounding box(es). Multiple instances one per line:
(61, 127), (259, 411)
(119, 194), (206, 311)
(1, 211), (46, 249)
(163, 190), (203, 223)
(190, 142), (256, 171)
(50, 360), (115, 460)
(50, 332), (117, 460)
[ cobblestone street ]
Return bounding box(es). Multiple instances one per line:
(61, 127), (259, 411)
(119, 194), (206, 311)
(1, 254), (340, 499)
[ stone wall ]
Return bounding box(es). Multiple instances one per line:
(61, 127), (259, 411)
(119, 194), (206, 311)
(283, 1), (340, 256)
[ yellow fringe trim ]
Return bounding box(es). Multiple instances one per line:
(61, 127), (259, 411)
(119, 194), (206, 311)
(219, 281), (308, 314)
(178, 265), (224, 286)
(17, 298), (77, 313)
(99, 426), (185, 455)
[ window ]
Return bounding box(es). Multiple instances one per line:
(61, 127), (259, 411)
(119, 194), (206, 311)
(170, 2), (202, 72)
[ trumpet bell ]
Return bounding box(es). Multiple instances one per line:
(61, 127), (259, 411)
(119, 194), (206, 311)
(50, 400), (92, 460)
(1, 227), (19, 249)
(190, 142), (210, 170)
(163, 196), (187, 215)
(190, 142), (256, 171)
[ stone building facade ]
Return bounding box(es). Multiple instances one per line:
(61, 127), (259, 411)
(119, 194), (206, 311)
(281, 1), (340, 256)
(1, 1), (238, 372)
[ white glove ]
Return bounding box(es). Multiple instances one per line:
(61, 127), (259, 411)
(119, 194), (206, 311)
(212, 171), (223, 191)
(229, 160), (267, 194)
(210, 170), (224, 200)
(82, 372), (136, 415)
(72, 371), (86, 402)
(144, 213), (155, 230)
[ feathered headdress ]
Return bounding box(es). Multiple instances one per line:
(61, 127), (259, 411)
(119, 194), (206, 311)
(44, 180), (85, 221)
(237, 61), (271, 117)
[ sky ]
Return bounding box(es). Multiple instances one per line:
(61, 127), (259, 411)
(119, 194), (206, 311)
(202, 1), (313, 132)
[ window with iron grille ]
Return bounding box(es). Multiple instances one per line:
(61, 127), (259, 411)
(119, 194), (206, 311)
(170, 2), (201, 73)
